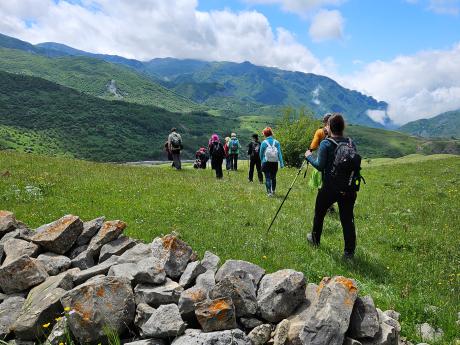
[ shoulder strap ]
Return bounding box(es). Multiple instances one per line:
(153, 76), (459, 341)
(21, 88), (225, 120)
(326, 137), (338, 146)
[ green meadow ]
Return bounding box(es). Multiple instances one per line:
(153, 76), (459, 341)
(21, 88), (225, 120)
(0, 151), (458, 344)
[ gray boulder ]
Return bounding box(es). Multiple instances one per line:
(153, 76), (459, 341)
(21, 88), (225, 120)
(216, 260), (265, 288)
(257, 269), (306, 323)
(87, 220), (127, 257)
(151, 235), (194, 279)
(344, 338), (363, 345)
(178, 271), (216, 318)
(134, 257), (167, 285)
(69, 244), (88, 259)
(171, 328), (251, 345)
(273, 319), (290, 345)
(348, 296), (380, 339)
(108, 262), (137, 282)
(240, 317), (264, 330)
(60, 276), (135, 344)
(383, 310), (400, 321)
(134, 303), (156, 330)
(415, 322), (443, 343)
(36, 252), (71, 276)
(0, 255), (48, 294)
(179, 261), (206, 288)
(361, 321), (397, 345)
(248, 324), (272, 345)
(31, 215), (83, 254)
(70, 248), (94, 270)
(2, 238), (39, 266)
(209, 270), (258, 317)
(141, 304), (186, 338)
(135, 278), (183, 307)
(118, 243), (153, 264)
(0, 211), (17, 237)
(124, 340), (166, 345)
(300, 276), (358, 345)
(195, 297), (237, 332)
(99, 235), (137, 263)
(201, 251), (220, 272)
(76, 216), (105, 246)
(0, 295), (25, 338)
(73, 258), (118, 285)
(0, 227), (33, 244)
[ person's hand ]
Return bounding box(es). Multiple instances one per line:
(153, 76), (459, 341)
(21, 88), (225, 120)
(305, 150), (312, 158)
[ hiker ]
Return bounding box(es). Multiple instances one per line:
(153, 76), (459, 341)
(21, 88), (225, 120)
(305, 113), (363, 259)
(247, 133), (263, 183)
(224, 137), (231, 171)
(168, 128), (182, 170)
(260, 127), (284, 197)
(209, 134), (225, 179)
(194, 147), (208, 169)
(164, 141), (173, 162)
(228, 133), (241, 171)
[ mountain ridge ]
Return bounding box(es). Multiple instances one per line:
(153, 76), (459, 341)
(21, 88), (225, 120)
(399, 109), (460, 138)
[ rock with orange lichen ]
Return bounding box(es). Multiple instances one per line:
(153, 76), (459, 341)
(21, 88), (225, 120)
(0, 255), (49, 294)
(195, 297), (237, 332)
(178, 271), (216, 319)
(60, 276), (135, 344)
(32, 215), (83, 255)
(87, 220), (126, 257)
(2, 238), (39, 267)
(0, 211), (18, 237)
(76, 217), (105, 246)
(151, 235), (194, 280)
(141, 304), (186, 338)
(257, 269), (306, 323)
(299, 276), (358, 345)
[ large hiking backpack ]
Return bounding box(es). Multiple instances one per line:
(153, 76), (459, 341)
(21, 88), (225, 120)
(211, 142), (225, 159)
(265, 140), (279, 162)
(230, 139), (239, 154)
(251, 142), (260, 159)
(327, 137), (364, 192)
(170, 132), (182, 149)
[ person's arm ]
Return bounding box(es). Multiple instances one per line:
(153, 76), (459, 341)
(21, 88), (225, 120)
(277, 141), (285, 168)
(167, 134), (172, 151)
(259, 141), (266, 161)
(306, 140), (328, 170)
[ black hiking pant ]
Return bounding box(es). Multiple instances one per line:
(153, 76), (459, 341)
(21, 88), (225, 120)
(213, 158), (223, 179)
(249, 158), (263, 182)
(229, 154), (238, 170)
(311, 186), (357, 255)
(172, 151), (181, 170)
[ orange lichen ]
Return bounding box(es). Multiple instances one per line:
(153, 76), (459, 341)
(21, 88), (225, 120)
(97, 220), (126, 238)
(162, 235), (177, 250)
(96, 287), (105, 297)
(72, 302), (93, 323)
(0, 210), (13, 217)
(34, 215), (77, 239)
(335, 277), (357, 293)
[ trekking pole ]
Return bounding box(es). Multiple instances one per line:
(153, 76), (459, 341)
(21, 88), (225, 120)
(265, 160), (308, 235)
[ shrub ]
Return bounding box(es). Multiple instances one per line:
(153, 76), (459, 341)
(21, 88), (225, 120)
(275, 107), (321, 167)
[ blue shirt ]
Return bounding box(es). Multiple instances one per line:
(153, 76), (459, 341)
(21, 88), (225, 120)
(260, 136), (285, 168)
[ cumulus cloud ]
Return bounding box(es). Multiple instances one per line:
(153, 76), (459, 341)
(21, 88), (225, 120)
(0, 0), (332, 74)
(308, 9), (344, 42)
(345, 43), (460, 124)
(244, 0), (344, 16)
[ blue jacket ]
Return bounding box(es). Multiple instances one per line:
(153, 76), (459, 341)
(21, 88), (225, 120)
(260, 137), (285, 168)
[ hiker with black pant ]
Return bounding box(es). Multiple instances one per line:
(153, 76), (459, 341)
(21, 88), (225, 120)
(228, 133), (240, 171)
(224, 137), (231, 171)
(209, 134), (225, 179)
(168, 128), (182, 170)
(260, 127), (284, 197)
(248, 134), (263, 183)
(305, 113), (363, 259)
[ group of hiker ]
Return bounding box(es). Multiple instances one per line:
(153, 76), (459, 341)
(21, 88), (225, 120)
(165, 112), (361, 259)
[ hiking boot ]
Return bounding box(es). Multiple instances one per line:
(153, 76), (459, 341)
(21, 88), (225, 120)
(342, 252), (354, 260)
(307, 233), (319, 247)
(267, 192), (273, 197)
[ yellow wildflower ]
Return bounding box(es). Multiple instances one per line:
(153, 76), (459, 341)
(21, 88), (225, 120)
(42, 323), (51, 328)
(59, 343), (64, 345)
(262, 255), (267, 260)
(64, 307), (71, 312)
(55, 317), (62, 322)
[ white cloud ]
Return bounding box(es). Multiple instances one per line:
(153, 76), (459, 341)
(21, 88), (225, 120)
(308, 9), (344, 42)
(406, 0), (460, 15)
(0, 0), (332, 74)
(345, 43), (460, 124)
(244, 0), (344, 16)
(366, 110), (388, 124)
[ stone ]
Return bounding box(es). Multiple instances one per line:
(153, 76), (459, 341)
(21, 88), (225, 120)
(196, 270), (216, 289)
(99, 235), (137, 263)
(171, 328), (251, 345)
(0, 295), (25, 338)
(134, 257), (167, 285)
(0, 227), (33, 245)
(348, 296), (380, 339)
(72, 258), (118, 285)
(60, 276), (135, 344)
(69, 244), (88, 259)
(0, 211), (17, 237)
(209, 270), (258, 317)
(87, 220), (127, 257)
(273, 319), (290, 345)
(70, 249), (94, 270)
(124, 340), (166, 345)
(76, 216), (105, 246)
(134, 278), (183, 307)
(45, 316), (67, 345)
(361, 321), (397, 345)
(2, 238), (40, 266)
(151, 235), (194, 280)
(36, 252), (71, 276)
(12, 274), (72, 340)
(0, 255), (49, 294)
(257, 269), (306, 323)
(118, 243), (153, 264)
(108, 262), (138, 282)
(344, 338), (363, 345)
(248, 324), (272, 345)
(416, 322), (443, 342)
(31, 215), (83, 254)
(201, 251), (220, 272)
(195, 297), (237, 332)
(240, 317), (264, 330)
(179, 261), (206, 288)
(216, 259), (265, 288)
(141, 304), (186, 338)
(178, 271), (216, 318)
(383, 310), (400, 321)
(379, 309), (401, 334)
(300, 276), (358, 345)
(135, 303), (156, 330)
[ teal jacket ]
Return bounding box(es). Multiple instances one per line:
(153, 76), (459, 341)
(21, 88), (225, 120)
(228, 138), (241, 155)
(260, 137), (285, 168)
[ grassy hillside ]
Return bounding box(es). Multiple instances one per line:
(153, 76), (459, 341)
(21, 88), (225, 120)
(0, 71), (249, 161)
(399, 109), (460, 139)
(0, 48), (201, 113)
(0, 150), (458, 344)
